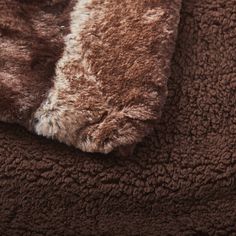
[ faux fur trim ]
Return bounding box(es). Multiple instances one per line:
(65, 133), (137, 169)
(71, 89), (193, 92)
(0, 0), (182, 154)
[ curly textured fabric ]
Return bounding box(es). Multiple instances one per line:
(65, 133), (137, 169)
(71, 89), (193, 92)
(0, 0), (181, 154)
(0, 0), (236, 235)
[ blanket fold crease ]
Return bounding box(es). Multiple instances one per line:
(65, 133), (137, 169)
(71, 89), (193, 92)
(0, 0), (182, 154)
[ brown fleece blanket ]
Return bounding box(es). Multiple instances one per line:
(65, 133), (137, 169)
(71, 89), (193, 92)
(0, 0), (181, 154)
(0, 0), (236, 235)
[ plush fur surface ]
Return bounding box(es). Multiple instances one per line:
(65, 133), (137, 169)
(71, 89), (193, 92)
(0, 0), (181, 154)
(0, 0), (74, 124)
(0, 0), (236, 235)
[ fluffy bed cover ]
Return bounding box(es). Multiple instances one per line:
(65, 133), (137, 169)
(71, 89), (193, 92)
(0, 0), (236, 235)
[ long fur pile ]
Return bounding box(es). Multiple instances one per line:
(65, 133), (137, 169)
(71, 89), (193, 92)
(0, 0), (181, 154)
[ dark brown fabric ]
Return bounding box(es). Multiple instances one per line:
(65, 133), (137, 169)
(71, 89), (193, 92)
(0, 0), (236, 235)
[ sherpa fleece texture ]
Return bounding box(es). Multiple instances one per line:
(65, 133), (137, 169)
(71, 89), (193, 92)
(0, 0), (181, 154)
(0, 0), (236, 235)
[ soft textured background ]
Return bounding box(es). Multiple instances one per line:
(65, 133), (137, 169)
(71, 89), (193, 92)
(0, 0), (236, 235)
